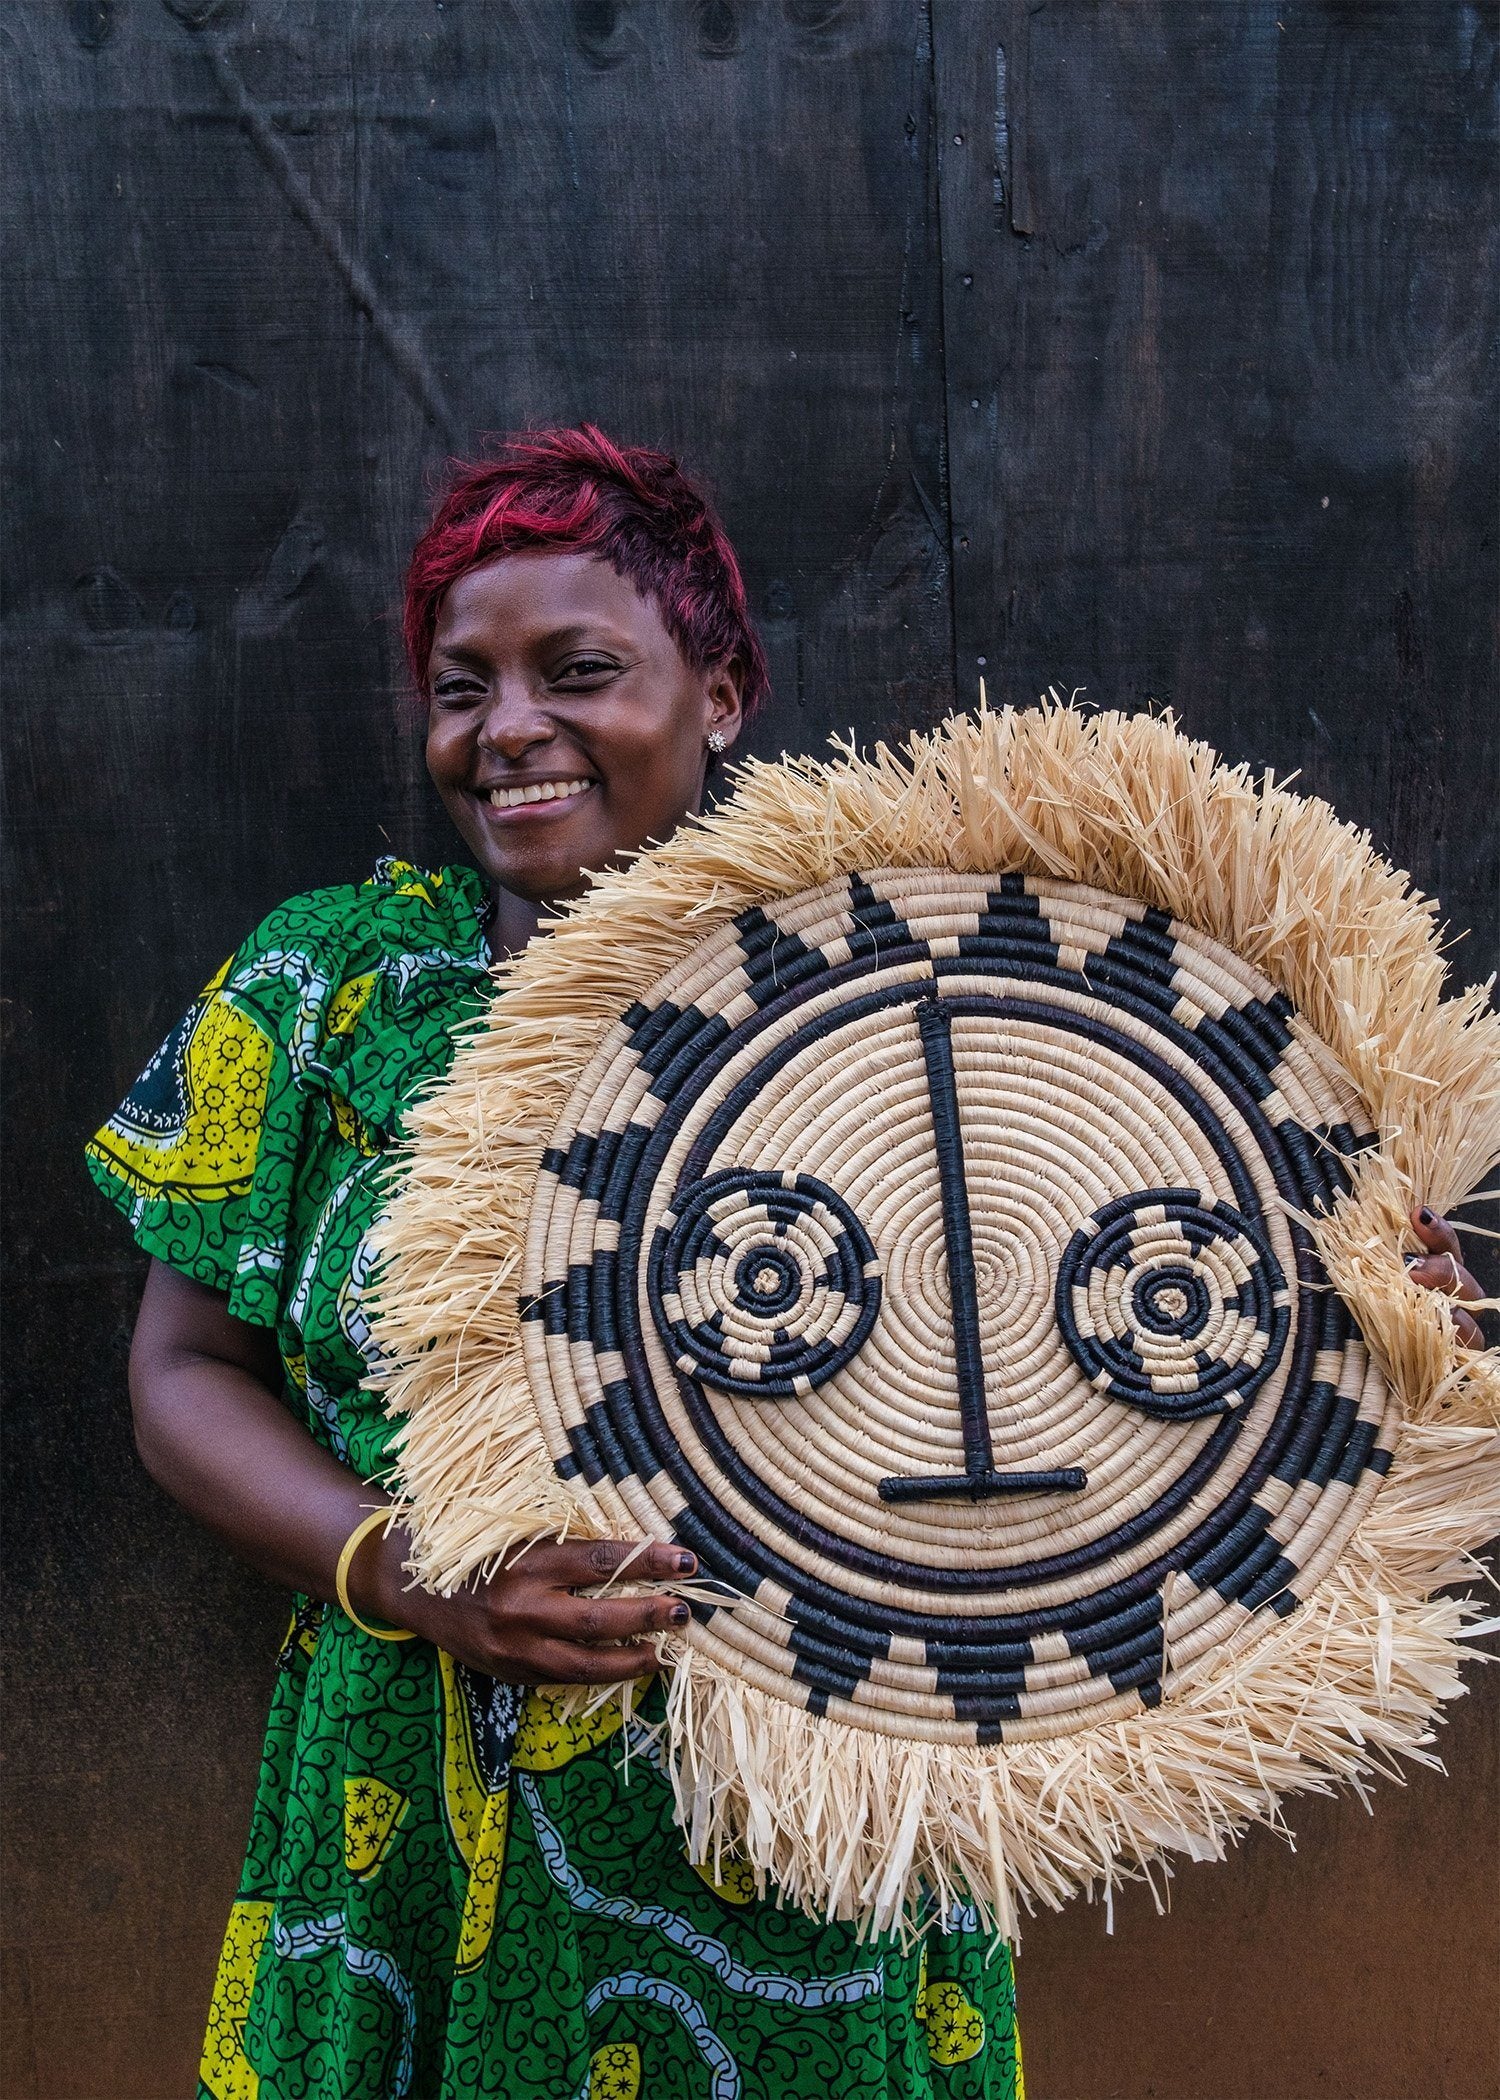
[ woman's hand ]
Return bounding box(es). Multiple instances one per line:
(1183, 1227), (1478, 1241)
(129, 1260), (696, 1684)
(358, 1531), (697, 1685)
(1407, 1206), (1486, 1348)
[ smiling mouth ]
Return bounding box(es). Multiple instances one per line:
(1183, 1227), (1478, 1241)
(484, 777), (596, 813)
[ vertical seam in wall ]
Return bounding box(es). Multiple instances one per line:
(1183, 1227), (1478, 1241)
(925, 0), (962, 698)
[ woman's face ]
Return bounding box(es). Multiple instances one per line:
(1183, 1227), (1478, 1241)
(425, 550), (743, 907)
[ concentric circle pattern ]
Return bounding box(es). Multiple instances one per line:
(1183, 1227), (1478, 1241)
(648, 1169), (881, 1399)
(1055, 1190), (1288, 1420)
(520, 871), (1391, 1745)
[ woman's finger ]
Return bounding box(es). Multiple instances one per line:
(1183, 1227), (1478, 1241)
(547, 1590), (691, 1646)
(1406, 1211), (1487, 1346)
(506, 1537), (697, 1588)
(525, 1639), (663, 1685)
(1409, 1205), (1464, 1262)
(1405, 1253), (1483, 1303)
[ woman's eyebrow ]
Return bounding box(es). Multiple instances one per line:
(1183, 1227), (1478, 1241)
(432, 621), (640, 667)
(428, 641), (493, 668)
(537, 623), (632, 650)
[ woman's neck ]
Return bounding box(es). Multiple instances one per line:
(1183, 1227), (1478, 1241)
(487, 885), (544, 964)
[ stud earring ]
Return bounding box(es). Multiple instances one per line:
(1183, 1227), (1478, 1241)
(707, 730), (728, 755)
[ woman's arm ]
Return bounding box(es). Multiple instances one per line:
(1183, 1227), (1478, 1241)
(129, 1258), (694, 1681)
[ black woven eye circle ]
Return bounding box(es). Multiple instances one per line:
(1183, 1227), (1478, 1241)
(648, 1168), (881, 1399)
(1132, 1265), (1211, 1338)
(733, 1244), (802, 1316)
(1055, 1188), (1290, 1419)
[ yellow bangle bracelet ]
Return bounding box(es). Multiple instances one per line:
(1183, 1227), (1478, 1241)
(335, 1506), (417, 1642)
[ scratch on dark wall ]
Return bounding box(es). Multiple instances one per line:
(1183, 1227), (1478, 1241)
(996, 5), (1035, 238)
(993, 45), (1010, 226)
(169, 10), (457, 442)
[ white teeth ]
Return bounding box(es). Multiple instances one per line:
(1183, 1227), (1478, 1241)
(488, 779), (593, 809)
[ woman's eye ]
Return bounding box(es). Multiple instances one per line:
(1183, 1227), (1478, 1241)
(431, 676), (485, 704)
(555, 656), (620, 684)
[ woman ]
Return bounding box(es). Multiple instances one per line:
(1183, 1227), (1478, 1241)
(89, 427), (1484, 2100)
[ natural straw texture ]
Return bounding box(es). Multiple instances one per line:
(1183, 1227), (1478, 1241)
(370, 700), (1500, 1940)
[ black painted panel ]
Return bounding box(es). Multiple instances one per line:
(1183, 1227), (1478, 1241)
(936, 1), (1498, 960)
(2, 4), (1495, 2096)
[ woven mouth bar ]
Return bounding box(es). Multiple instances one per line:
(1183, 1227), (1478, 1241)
(521, 868), (1390, 1746)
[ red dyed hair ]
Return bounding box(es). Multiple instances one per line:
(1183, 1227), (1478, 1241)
(403, 425), (769, 715)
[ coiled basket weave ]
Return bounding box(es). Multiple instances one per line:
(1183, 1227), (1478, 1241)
(371, 703), (1500, 1940)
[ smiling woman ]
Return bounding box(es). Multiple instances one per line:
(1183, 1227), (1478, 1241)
(408, 426), (767, 955)
(423, 549), (744, 947)
(84, 429), (1032, 2100)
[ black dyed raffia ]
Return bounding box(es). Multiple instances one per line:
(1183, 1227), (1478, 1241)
(523, 871), (1387, 1739)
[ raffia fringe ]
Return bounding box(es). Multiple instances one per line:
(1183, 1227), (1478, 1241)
(370, 698), (1500, 1939)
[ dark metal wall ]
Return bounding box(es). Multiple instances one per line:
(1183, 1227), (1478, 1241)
(3, 4), (1496, 2095)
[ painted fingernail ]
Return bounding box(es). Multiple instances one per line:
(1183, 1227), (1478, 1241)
(1403, 1252), (1422, 1268)
(675, 1552), (697, 1575)
(1419, 1208), (1434, 1225)
(669, 1603), (690, 1625)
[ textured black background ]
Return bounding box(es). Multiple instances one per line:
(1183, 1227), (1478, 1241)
(3, 4), (1497, 2095)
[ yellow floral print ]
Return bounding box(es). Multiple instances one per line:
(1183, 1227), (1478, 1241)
(87, 961), (273, 1201)
(343, 1775), (409, 1880)
(454, 1788), (511, 1976)
(917, 1966), (987, 2066)
(513, 1686), (624, 1771)
(688, 1852), (758, 1905)
(587, 2040), (642, 2098)
(198, 1898), (272, 2100)
(439, 1651), (488, 1870)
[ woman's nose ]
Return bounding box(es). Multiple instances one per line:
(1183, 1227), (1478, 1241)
(478, 678), (556, 758)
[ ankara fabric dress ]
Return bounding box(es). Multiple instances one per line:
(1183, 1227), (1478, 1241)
(86, 861), (1022, 2100)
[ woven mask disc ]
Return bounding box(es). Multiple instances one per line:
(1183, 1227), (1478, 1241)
(521, 868), (1391, 1745)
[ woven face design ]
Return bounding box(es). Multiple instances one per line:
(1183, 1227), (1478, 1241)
(521, 870), (1394, 1744)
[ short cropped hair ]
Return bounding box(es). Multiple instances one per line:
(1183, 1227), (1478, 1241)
(402, 424), (769, 715)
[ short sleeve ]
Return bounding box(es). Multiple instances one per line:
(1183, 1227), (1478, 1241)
(86, 887), (359, 1326)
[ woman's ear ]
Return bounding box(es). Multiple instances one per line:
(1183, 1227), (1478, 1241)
(706, 658), (746, 751)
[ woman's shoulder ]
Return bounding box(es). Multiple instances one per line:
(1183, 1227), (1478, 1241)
(84, 857), (493, 1307)
(225, 857), (493, 1154)
(238, 857), (491, 977)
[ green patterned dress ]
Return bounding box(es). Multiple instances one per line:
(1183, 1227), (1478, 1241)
(87, 859), (1023, 2100)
